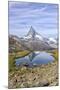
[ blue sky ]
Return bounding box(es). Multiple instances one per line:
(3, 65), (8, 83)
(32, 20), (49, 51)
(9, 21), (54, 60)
(9, 2), (58, 38)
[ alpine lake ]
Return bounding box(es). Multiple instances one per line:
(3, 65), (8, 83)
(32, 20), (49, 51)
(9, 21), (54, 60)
(15, 51), (54, 67)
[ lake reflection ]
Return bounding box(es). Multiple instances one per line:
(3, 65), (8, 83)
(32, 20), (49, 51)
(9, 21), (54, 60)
(15, 51), (54, 67)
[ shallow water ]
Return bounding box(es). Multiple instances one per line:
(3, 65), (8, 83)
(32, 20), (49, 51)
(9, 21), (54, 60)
(15, 51), (54, 67)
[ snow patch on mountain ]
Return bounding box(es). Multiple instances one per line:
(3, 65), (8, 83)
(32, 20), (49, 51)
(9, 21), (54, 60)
(35, 34), (43, 40)
(49, 38), (57, 43)
(47, 37), (57, 48)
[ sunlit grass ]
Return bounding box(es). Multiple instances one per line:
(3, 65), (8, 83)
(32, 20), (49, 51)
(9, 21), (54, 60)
(52, 49), (58, 60)
(9, 50), (30, 72)
(15, 50), (30, 58)
(46, 49), (58, 61)
(9, 55), (15, 72)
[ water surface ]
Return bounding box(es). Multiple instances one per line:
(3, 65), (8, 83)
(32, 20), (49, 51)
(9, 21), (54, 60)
(15, 51), (54, 67)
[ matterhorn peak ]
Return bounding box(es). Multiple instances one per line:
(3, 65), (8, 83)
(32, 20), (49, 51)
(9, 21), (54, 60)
(26, 26), (37, 38)
(23, 26), (44, 40)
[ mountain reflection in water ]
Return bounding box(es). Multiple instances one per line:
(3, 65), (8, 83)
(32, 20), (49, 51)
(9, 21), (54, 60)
(15, 51), (54, 67)
(29, 52), (39, 61)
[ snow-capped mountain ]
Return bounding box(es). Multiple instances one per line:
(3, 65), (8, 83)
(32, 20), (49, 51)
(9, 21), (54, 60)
(23, 26), (44, 41)
(9, 26), (58, 51)
(23, 26), (58, 49)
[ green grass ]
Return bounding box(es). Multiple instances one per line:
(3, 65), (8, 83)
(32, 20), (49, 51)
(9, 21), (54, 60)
(9, 50), (30, 72)
(52, 49), (58, 60)
(46, 49), (58, 61)
(9, 55), (15, 72)
(15, 50), (30, 58)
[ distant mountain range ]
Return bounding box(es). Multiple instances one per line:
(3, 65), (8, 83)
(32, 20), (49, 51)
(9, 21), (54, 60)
(9, 26), (58, 52)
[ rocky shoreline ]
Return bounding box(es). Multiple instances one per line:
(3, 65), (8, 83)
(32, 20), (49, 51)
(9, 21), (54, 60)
(8, 60), (58, 89)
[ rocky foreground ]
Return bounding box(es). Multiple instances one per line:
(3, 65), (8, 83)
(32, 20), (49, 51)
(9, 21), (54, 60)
(8, 60), (58, 89)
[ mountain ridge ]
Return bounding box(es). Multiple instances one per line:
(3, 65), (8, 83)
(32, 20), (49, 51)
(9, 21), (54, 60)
(9, 26), (58, 52)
